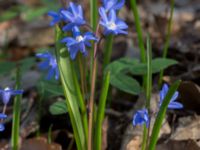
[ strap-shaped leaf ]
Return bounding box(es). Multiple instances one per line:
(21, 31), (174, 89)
(55, 26), (86, 150)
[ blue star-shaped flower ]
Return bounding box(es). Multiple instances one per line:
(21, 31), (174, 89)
(99, 7), (128, 35)
(61, 2), (86, 31)
(102, 0), (125, 12)
(0, 87), (23, 105)
(133, 109), (149, 127)
(0, 113), (7, 132)
(36, 52), (59, 80)
(61, 26), (98, 60)
(48, 10), (64, 26)
(159, 84), (183, 109)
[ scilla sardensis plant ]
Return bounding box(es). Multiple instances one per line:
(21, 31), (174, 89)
(37, 1), (127, 150)
(0, 0), (183, 150)
(36, 0), (183, 150)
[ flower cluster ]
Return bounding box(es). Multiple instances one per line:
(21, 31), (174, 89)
(132, 84), (183, 127)
(37, 1), (128, 80)
(48, 2), (97, 60)
(0, 87), (23, 131)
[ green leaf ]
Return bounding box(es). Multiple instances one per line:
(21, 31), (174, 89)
(38, 81), (63, 98)
(20, 57), (36, 73)
(110, 73), (141, 95)
(49, 100), (67, 115)
(106, 57), (176, 95)
(129, 58), (178, 75)
(106, 58), (141, 95)
(105, 57), (139, 74)
(149, 80), (181, 150)
(55, 26), (86, 150)
(0, 61), (15, 74)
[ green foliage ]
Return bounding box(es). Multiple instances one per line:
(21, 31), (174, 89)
(37, 81), (63, 98)
(0, 57), (36, 76)
(55, 26), (87, 150)
(49, 100), (67, 115)
(0, 62), (16, 74)
(149, 80), (181, 150)
(111, 73), (141, 95)
(94, 72), (110, 150)
(11, 68), (22, 150)
(106, 57), (177, 95)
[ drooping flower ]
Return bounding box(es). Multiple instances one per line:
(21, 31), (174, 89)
(0, 87), (23, 105)
(61, 2), (86, 31)
(133, 109), (149, 127)
(102, 0), (125, 12)
(159, 84), (183, 109)
(99, 7), (128, 35)
(36, 52), (59, 80)
(61, 26), (98, 60)
(0, 113), (7, 132)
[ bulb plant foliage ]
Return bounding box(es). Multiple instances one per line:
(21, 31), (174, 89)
(0, 0), (183, 150)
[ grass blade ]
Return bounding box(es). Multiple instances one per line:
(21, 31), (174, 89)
(11, 67), (22, 150)
(149, 80), (181, 150)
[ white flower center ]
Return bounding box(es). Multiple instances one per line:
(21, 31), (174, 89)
(4, 87), (10, 91)
(76, 36), (84, 42)
(108, 22), (117, 30)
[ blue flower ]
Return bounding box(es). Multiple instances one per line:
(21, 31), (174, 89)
(159, 84), (183, 109)
(99, 7), (128, 35)
(102, 0), (125, 12)
(0, 87), (23, 105)
(48, 10), (63, 26)
(61, 2), (86, 31)
(0, 113), (7, 132)
(133, 109), (149, 127)
(61, 26), (98, 60)
(36, 52), (59, 80)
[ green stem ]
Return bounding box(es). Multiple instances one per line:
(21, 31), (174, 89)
(89, 0), (98, 84)
(141, 125), (148, 150)
(90, 0), (98, 30)
(158, 0), (175, 87)
(130, 0), (147, 89)
(94, 72), (110, 150)
(141, 35), (152, 150)
(11, 67), (22, 150)
(103, 35), (114, 70)
(130, 0), (146, 63)
(146, 34), (152, 110)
